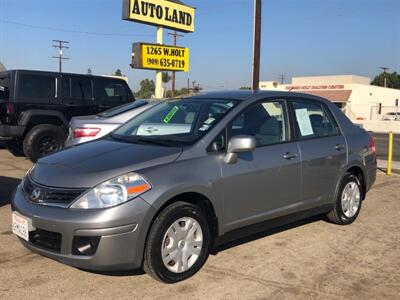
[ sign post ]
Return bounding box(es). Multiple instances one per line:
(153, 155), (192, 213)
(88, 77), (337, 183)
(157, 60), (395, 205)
(155, 26), (164, 98)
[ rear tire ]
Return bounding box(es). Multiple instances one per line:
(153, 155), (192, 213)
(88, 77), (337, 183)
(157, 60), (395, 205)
(23, 124), (66, 162)
(326, 173), (362, 225)
(5, 140), (24, 157)
(143, 201), (210, 283)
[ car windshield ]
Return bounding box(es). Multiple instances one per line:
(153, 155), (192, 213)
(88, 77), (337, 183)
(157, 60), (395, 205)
(111, 98), (238, 147)
(97, 100), (148, 118)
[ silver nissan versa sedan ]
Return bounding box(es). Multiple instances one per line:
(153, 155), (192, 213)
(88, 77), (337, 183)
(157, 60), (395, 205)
(11, 91), (377, 283)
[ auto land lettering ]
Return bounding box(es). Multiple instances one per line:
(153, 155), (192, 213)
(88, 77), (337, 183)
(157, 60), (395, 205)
(123, 0), (195, 33)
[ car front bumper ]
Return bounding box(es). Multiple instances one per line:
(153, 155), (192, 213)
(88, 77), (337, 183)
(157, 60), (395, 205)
(11, 186), (156, 271)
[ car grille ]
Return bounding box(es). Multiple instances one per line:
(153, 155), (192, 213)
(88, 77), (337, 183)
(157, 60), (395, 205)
(22, 176), (86, 208)
(29, 229), (62, 253)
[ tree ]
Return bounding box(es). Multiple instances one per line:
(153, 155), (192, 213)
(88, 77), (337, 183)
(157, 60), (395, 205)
(114, 69), (123, 77)
(371, 71), (400, 89)
(137, 79), (155, 99)
(239, 86), (251, 90)
(87, 68), (92, 75)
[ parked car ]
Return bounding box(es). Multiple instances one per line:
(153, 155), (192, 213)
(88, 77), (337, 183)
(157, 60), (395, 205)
(0, 70), (135, 162)
(65, 100), (159, 147)
(12, 91), (377, 283)
(382, 112), (400, 121)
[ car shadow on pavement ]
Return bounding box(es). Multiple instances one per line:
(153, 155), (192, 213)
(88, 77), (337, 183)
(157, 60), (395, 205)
(84, 268), (145, 277)
(214, 215), (322, 253)
(0, 176), (21, 207)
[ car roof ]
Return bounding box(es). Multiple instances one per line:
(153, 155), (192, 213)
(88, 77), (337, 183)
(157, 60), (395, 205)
(5, 69), (127, 81)
(190, 90), (332, 104)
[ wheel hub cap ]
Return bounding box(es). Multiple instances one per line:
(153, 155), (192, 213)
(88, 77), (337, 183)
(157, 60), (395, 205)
(341, 182), (361, 218)
(161, 217), (203, 274)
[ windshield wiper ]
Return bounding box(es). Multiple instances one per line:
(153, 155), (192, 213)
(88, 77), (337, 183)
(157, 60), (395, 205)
(109, 134), (175, 147)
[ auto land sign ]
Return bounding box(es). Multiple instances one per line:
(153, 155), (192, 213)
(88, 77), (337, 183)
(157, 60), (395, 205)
(122, 0), (195, 33)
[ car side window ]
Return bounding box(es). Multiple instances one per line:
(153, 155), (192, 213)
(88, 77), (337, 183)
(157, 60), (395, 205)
(292, 100), (339, 139)
(19, 74), (55, 99)
(97, 80), (130, 102)
(63, 77), (93, 100)
(228, 100), (288, 147)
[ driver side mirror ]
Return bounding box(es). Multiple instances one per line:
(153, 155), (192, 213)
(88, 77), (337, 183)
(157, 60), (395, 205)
(224, 135), (256, 164)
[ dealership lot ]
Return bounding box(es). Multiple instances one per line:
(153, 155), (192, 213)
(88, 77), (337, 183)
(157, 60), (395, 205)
(0, 149), (399, 299)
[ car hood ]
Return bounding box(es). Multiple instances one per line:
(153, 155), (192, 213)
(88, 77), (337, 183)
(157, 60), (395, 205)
(31, 139), (183, 188)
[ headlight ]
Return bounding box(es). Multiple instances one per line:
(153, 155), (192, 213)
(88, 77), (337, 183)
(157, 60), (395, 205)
(70, 172), (151, 209)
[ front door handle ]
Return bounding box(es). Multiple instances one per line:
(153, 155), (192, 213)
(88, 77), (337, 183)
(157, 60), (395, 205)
(334, 144), (345, 151)
(283, 152), (298, 160)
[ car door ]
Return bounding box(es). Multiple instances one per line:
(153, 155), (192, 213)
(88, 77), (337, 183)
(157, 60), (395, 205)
(62, 76), (94, 118)
(221, 99), (302, 232)
(290, 98), (347, 210)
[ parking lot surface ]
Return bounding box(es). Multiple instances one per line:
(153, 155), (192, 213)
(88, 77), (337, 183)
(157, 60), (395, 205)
(0, 149), (399, 299)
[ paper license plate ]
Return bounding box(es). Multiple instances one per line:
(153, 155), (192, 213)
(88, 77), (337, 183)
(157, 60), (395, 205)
(12, 212), (30, 241)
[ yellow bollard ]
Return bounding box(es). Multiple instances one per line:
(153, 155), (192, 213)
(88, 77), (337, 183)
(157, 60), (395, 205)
(387, 131), (393, 176)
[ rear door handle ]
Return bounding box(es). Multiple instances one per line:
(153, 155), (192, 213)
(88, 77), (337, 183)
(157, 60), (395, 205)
(283, 152), (298, 160)
(334, 144), (345, 151)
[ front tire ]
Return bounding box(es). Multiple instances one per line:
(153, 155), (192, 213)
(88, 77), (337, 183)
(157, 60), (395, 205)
(327, 173), (362, 225)
(143, 201), (210, 283)
(23, 124), (66, 162)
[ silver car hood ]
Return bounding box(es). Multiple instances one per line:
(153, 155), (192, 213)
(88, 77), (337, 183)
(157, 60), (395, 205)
(32, 139), (183, 188)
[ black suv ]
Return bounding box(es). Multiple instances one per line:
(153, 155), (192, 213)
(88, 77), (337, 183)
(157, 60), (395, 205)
(0, 70), (135, 162)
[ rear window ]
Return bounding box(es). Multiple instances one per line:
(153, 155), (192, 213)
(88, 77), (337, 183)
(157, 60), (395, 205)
(19, 74), (55, 99)
(97, 100), (148, 118)
(0, 74), (10, 100)
(97, 79), (130, 102)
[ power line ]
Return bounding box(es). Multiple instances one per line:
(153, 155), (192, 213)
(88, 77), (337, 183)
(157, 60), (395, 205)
(278, 74), (286, 84)
(0, 19), (153, 37)
(52, 40), (69, 73)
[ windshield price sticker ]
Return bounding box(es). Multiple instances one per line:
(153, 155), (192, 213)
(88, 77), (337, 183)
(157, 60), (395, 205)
(138, 44), (189, 72)
(163, 106), (180, 123)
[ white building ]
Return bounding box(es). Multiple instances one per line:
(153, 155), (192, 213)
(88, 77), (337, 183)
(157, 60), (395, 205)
(260, 75), (400, 123)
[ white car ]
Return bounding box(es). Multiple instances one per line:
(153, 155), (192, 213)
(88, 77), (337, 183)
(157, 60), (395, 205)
(382, 112), (400, 121)
(65, 100), (159, 146)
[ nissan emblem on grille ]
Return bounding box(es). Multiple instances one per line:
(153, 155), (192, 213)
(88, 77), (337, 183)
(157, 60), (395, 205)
(30, 188), (42, 202)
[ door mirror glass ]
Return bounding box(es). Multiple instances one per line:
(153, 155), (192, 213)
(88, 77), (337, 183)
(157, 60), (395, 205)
(225, 135), (256, 164)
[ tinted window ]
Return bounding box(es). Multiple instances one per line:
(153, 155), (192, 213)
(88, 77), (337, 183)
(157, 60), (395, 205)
(63, 77), (93, 100)
(19, 74), (55, 99)
(0, 74), (9, 100)
(229, 101), (287, 147)
(292, 100), (339, 139)
(97, 80), (129, 102)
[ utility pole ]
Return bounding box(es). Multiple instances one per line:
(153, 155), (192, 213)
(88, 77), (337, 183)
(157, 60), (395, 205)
(380, 67), (390, 88)
(52, 40), (69, 73)
(252, 0), (262, 91)
(168, 31), (184, 97)
(278, 74), (286, 84)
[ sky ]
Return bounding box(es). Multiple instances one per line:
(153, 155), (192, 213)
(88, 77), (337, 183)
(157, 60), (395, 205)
(0, 0), (399, 91)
